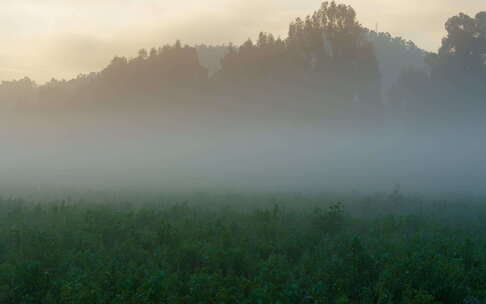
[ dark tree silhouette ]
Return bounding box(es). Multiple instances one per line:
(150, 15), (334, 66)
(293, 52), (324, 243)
(0, 2), (484, 126)
(389, 10), (486, 122)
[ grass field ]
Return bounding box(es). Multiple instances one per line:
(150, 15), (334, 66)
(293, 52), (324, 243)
(0, 193), (484, 303)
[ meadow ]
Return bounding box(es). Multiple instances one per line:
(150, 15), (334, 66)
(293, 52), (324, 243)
(0, 192), (484, 303)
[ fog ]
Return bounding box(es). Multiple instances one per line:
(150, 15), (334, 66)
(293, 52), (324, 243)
(0, 1), (485, 198)
(2, 5), (486, 304)
(1, 100), (485, 197)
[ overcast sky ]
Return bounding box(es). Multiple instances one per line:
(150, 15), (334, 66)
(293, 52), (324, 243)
(1, 0), (484, 83)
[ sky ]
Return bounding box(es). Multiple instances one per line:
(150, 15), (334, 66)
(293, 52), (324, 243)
(1, 0), (484, 83)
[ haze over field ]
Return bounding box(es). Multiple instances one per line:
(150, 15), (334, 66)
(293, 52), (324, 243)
(2, 3), (486, 304)
(0, 1), (485, 196)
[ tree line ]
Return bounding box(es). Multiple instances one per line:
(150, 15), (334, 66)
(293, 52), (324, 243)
(389, 12), (486, 122)
(0, 2), (484, 123)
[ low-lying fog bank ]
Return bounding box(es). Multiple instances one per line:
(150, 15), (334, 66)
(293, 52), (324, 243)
(1, 105), (485, 197)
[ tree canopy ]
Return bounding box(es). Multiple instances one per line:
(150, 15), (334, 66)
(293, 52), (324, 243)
(0, 2), (484, 125)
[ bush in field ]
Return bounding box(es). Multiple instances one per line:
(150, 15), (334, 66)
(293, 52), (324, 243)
(0, 195), (484, 303)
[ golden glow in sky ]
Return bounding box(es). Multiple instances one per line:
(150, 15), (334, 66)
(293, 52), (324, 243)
(1, 0), (484, 82)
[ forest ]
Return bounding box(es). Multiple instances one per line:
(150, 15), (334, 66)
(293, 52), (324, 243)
(0, 2), (484, 126)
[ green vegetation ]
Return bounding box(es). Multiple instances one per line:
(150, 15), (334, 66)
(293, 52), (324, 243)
(0, 194), (484, 303)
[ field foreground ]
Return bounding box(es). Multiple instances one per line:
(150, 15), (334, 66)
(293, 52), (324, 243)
(0, 194), (485, 303)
